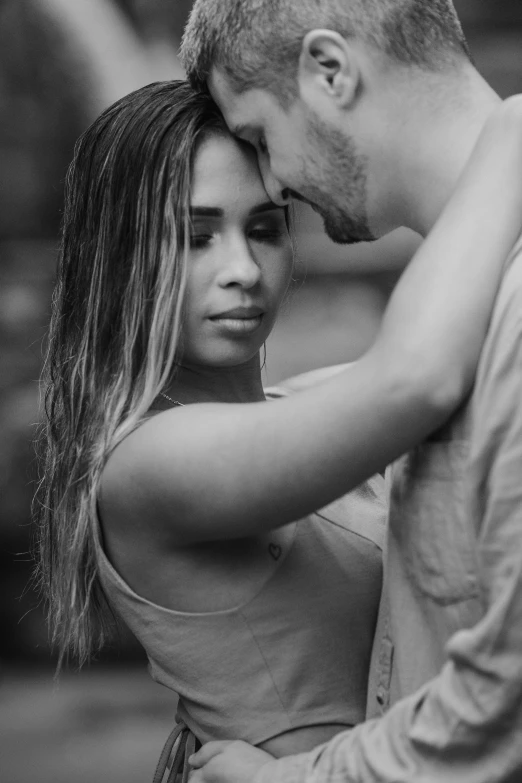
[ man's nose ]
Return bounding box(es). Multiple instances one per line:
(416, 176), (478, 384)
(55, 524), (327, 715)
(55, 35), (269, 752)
(259, 157), (290, 207)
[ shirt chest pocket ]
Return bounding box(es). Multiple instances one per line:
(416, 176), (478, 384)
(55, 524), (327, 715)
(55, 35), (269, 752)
(388, 441), (480, 605)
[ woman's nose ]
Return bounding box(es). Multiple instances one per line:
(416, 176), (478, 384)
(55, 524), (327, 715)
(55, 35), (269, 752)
(218, 237), (262, 289)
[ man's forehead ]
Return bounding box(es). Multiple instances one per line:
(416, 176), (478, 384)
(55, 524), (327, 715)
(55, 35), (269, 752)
(208, 67), (234, 101)
(209, 68), (263, 134)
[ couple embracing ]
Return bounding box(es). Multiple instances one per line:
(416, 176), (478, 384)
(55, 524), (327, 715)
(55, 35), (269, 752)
(37, 1), (522, 782)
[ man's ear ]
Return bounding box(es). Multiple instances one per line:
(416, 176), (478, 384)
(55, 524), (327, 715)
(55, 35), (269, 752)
(298, 29), (360, 109)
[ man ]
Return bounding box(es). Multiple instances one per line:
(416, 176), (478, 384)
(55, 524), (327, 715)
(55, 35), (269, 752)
(179, 1), (522, 780)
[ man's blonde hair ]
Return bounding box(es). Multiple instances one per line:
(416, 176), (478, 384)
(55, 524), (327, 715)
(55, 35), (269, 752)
(181, 0), (470, 104)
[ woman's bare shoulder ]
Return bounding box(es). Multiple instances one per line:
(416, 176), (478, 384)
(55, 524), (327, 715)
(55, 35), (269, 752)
(98, 408), (183, 538)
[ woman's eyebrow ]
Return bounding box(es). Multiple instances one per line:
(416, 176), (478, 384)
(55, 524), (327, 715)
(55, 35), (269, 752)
(189, 203), (280, 218)
(189, 206), (223, 217)
(249, 202), (282, 216)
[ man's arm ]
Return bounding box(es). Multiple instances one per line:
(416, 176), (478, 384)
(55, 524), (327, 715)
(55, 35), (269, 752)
(251, 274), (522, 783)
(190, 275), (522, 783)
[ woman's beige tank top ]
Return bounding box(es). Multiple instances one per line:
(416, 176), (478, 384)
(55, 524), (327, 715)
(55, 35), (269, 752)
(95, 477), (386, 746)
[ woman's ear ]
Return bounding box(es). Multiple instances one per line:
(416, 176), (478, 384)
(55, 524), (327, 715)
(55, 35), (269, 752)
(297, 29), (361, 110)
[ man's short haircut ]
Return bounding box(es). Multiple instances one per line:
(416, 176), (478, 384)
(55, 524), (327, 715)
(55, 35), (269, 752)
(180, 0), (471, 104)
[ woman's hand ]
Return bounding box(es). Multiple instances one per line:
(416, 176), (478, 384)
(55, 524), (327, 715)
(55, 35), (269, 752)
(189, 740), (274, 783)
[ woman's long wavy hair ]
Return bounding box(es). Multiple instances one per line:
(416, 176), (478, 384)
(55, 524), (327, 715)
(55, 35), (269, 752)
(35, 81), (229, 669)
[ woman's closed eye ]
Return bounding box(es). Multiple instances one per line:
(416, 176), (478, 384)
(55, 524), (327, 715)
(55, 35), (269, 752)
(188, 214), (287, 249)
(189, 232), (214, 250)
(249, 228), (284, 243)
(249, 218), (286, 244)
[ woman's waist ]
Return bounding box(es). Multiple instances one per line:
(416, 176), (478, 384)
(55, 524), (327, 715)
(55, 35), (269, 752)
(257, 722), (354, 758)
(174, 690), (359, 750)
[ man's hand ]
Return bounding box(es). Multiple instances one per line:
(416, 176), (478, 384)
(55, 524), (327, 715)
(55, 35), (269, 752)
(189, 740), (274, 783)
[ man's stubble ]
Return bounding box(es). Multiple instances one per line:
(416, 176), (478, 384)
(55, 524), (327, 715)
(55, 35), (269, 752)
(303, 109), (377, 246)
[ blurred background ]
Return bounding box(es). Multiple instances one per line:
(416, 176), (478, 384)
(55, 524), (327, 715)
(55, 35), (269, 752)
(1, 1), (521, 781)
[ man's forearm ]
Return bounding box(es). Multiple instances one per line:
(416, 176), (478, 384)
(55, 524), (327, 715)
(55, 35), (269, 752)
(254, 668), (522, 783)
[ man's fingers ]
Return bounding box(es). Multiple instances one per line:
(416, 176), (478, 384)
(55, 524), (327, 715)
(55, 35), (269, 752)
(189, 740), (233, 769)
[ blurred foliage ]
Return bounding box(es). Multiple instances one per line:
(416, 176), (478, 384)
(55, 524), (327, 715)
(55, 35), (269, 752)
(1, 0), (522, 663)
(457, 0), (522, 26)
(0, 2), (90, 239)
(113, 0), (193, 40)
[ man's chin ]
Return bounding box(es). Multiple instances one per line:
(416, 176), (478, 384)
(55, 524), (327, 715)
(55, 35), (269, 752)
(325, 230), (368, 246)
(297, 198), (376, 245)
(323, 218), (376, 246)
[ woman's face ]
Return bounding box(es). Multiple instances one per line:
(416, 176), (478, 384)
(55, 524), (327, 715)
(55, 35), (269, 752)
(181, 132), (293, 368)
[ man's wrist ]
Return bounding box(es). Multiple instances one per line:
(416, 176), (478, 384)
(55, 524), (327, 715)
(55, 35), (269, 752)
(252, 758), (281, 783)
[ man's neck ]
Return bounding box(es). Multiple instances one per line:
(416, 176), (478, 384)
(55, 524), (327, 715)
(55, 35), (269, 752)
(381, 68), (501, 239)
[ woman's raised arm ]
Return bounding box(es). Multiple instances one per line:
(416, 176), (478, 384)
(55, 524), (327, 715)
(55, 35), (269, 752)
(100, 97), (522, 544)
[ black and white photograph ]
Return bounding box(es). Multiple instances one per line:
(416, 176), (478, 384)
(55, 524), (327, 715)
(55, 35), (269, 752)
(1, 2), (522, 782)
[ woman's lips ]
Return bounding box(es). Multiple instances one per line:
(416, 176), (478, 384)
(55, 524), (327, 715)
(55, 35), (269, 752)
(209, 308), (265, 334)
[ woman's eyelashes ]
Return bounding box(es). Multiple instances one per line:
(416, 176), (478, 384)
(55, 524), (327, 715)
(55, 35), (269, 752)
(248, 213), (287, 244)
(189, 232), (214, 250)
(189, 219), (285, 249)
(249, 225), (284, 243)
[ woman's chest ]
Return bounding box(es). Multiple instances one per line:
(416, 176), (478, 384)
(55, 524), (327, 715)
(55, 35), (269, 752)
(110, 521), (298, 613)
(109, 479), (386, 615)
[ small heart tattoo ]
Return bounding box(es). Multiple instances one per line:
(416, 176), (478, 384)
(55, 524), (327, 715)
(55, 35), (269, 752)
(268, 543), (282, 561)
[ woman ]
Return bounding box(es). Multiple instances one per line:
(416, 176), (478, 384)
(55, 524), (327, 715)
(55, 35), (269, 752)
(36, 81), (522, 769)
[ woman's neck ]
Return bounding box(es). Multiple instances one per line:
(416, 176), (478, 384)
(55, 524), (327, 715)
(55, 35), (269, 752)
(164, 354), (266, 405)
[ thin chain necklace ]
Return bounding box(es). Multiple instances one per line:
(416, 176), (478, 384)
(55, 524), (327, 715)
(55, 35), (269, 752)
(160, 392), (185, 407)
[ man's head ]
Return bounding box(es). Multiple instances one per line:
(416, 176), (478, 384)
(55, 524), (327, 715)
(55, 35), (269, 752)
(181, 0), (470, 103)
(181, 0), (472, 243)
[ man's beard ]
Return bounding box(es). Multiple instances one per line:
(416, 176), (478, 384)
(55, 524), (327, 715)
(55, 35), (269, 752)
(316, 201), (375, 245)
(302, 111), (377, 245)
